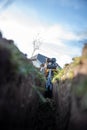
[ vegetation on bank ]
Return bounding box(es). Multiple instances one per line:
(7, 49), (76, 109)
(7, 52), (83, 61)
(53, 44), (87, 82)
(0, 35), (46, 84)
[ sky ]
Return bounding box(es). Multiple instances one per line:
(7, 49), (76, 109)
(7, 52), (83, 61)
(0, 0), (87, 67)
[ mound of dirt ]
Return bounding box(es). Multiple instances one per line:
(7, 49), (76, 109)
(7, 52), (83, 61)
(53, 43), (87, 130)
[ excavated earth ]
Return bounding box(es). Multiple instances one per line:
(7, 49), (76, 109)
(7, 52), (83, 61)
(0, 36), (57, 130)
(53, 44), (87, 130)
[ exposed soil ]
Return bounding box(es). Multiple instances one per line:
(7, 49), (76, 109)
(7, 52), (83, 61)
(0, 36), (87, 130)
(53, 45), (87, 130)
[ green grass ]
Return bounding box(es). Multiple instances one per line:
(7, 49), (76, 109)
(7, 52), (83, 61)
(0, 39), (45, 85)
(52, 56), (82, 82)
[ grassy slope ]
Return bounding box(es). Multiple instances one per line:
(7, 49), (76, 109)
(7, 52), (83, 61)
(0, 37), (46, 87)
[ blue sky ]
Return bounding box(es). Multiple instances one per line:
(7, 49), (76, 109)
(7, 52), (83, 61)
(0, 0), (87, 67)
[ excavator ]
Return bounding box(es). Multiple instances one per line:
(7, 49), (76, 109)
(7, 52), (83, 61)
(44, 58), (58, 97)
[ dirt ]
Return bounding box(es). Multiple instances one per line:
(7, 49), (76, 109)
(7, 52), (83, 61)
(0, 36), (57, 130)
(0, 35), (87, 130)
(52, 44), (87, 130)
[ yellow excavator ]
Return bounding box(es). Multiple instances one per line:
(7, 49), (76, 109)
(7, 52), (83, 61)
(44, 58), (58, 97)
(40, 57), (58, 97)
(44, 58), (58, 77)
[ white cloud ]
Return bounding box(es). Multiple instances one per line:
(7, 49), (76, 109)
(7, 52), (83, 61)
(0, 6), (83, 67)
